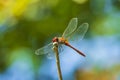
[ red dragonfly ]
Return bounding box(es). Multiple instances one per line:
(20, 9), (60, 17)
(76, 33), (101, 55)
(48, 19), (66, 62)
(35, 18), (89, 58)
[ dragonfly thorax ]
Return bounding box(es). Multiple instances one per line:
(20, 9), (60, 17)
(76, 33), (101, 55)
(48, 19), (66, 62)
(52, 37), (68, 44)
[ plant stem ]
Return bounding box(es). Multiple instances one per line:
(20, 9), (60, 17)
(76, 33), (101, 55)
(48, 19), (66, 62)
(53, 44), (63, 80)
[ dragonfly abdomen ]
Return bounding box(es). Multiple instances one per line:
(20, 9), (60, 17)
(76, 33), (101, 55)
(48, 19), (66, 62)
(65, 43), (86, 57)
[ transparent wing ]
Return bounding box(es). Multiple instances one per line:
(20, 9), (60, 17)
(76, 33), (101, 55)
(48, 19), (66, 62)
(62, 18), (78, 39)
(69, 23), (89, 42)
(35, 43), (64, 59)
(35, 43), (55, 59)
(58, 44), (64, 53)
(35, 43), (53, 55)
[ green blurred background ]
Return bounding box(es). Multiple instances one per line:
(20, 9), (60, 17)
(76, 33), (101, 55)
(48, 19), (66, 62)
(0, 0), (120, 80)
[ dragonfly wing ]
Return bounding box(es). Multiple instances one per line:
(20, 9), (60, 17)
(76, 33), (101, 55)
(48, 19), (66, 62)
(58, 44), (64, 53)
(47, 43), (64, 59)
(46, 52), (55, 59)
(62, 18), (78, 39)
(35, 43), (54, 58)
(69, 23), (89, 42)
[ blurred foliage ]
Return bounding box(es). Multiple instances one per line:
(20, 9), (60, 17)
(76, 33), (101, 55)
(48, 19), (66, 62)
(75, 64), (120, 80)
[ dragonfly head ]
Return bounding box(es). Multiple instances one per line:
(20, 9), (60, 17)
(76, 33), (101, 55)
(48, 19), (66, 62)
(52, 37), (58, 42)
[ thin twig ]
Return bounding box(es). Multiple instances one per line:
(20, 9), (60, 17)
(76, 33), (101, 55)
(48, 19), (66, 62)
(53, 42), (63, 80)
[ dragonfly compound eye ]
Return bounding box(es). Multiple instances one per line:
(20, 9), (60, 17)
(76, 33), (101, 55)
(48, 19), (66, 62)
(52, 37), (58, 42)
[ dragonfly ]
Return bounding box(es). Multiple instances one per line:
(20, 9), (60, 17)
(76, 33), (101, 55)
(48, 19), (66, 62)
(35, 18), (89, 58)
